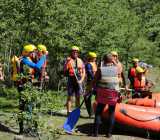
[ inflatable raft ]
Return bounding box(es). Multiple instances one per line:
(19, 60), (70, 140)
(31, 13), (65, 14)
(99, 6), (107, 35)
(126, 93), (160, 107)
(93, 101), (160, 132)
(127, 98), (160, 108)
(152, 93), (160, 100)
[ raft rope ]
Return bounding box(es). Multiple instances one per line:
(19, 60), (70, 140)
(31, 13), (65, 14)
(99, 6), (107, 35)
(120, 108), (160, 122)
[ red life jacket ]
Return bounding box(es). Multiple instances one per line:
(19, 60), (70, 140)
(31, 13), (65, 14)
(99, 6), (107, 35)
(133, 76), (146, 90)
(129, 67), (136, 77)
(64, 57), (84, 77)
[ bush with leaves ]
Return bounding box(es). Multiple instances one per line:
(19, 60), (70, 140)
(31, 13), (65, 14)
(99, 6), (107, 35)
(12, 82), (65, 138)
(14, 82), (42, 136)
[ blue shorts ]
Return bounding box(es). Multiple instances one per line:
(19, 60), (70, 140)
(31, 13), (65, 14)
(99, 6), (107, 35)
(67, 76), (81, 96)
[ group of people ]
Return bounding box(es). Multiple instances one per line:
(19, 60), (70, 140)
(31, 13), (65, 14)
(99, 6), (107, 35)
(63, 45), (153, 137)
(9, 44), (153, 136)
(11, 44), (49, 134)
(127, 58), (153, 98)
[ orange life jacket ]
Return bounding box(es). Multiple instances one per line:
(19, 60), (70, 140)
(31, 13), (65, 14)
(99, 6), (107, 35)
(64, 57), (84, 77)
(89, 62), (97, 75)
(133, 76), (146, 90)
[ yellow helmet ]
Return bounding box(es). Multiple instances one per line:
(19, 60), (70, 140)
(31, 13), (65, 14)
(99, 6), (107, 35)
(88, 52), (97, 58)
(132, 58), (139, 62)
(110, 51), (118, 56)
(136, 66), (144, 73)
(37, 44), (47, 52)
(33, 45), (37, 50)
(71, 46), (80, 51)
(23, 44), (36, 52)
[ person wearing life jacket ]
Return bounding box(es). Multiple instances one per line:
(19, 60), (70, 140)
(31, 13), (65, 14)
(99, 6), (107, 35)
(126, 66), (153, 98)
(36, 44), (49, 88)
(11, 45), (38, 84)
(17, 44), (46, 134)
(111, 51), (126, 87)
(85, 52), (97, 81)
(85, 52), (97, 117)
(91, 54), (119, 138)
(128, 58), (139, 88)
(64, 46), (85, 115)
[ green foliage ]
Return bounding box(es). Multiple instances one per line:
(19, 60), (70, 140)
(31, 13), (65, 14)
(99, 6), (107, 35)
(17, 83), (63, 132)
(0, 86), (19, 99)
(0, 97), (18, 110)
(0, 85), (66, 138)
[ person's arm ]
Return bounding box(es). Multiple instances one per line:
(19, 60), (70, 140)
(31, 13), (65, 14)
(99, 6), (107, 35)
(0, 71), (3, 80)
(22, 55), (46, 70)
(78, 63), (86, 84)
(63, 58), (71, 76)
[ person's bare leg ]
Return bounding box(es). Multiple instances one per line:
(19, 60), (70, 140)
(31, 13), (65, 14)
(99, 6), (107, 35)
(67, 96), (72, 115)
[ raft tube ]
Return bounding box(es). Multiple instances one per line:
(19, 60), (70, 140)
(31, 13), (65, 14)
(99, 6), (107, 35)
(127, 98), (160, 108)
(152, 93), (160, 100)
(93, 102), (160, 132)
(126, 93), (160, 107)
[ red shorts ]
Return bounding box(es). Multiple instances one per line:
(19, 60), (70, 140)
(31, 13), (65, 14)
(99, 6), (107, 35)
(96, 88), (119, 105)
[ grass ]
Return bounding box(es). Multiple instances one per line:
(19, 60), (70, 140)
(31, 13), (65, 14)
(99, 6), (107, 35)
(0, 97), (18, 111)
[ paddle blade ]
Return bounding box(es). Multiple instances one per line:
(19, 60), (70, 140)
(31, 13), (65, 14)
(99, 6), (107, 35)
(63, 108), (80, 133)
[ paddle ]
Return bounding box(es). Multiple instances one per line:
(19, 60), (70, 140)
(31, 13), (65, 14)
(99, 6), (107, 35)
(84, 89), (94, 117)
(63, 99), (85, 133)
(63, 59), (86, 133)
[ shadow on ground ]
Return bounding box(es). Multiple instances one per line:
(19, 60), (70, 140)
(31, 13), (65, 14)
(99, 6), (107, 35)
(76, 121), (160, 140)
(0, 122), (18, 135)
(48, 110), (92, 119)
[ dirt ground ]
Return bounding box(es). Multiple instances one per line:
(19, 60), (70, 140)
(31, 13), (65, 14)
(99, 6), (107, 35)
(0, 108), (158, 140)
